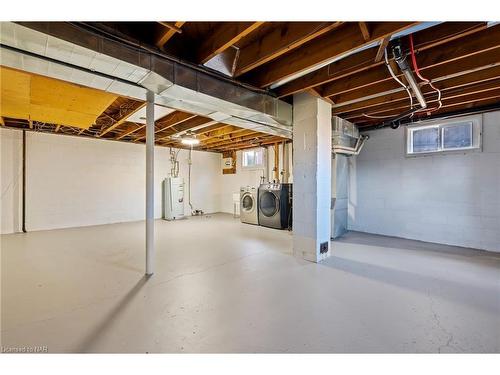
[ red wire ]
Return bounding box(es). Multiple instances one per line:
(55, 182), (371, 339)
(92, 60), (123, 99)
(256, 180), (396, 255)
(409, 34), (443, 114)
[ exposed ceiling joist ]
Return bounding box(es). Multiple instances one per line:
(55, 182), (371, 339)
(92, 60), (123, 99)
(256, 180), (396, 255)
(197, 22), (265, 64)
(133, 111), (197, 141)
(243, 22), (418, 88)
(156, 21), (185, 49)
(156, 116), (214, 142)
(323, 26), (500, 100)
(358, 22), (371, 41)
(99, 101), (146, 137)
(274, 22), (487, 98)
(218, 136), (288, 152)
(329, 43), (500, 106)
(198, 128), (252, 147)
(374, 36), (390, 62)
(334, 64), (500, 116)
(233, 22), (343, 77)
(349, 85), (500, 124)
(201, 130), (262, 149)
(115, 123), (145, 140)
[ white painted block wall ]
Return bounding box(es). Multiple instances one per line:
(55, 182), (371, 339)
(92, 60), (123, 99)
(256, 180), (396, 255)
(1, 129), (221, 233)
(348, 111), (500, 252)
(1, 129), (23, 234)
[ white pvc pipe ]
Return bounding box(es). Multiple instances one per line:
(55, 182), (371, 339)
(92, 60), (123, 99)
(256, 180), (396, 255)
(145, 91), (155, 275)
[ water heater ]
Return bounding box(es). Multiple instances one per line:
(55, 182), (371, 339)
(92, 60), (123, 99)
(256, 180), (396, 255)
(163, 177), (185, 220)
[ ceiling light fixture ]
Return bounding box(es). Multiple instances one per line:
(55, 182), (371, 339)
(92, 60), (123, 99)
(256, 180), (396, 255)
(180, 132), (200, 145)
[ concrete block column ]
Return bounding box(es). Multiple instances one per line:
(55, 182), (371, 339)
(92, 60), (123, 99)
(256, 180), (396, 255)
(292, 92), (332, 262)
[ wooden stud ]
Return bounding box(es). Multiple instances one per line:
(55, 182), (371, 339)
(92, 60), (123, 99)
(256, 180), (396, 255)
(156, 116), (213, 142)
(322, 26), (500, 100)
(99, 102), (146, 137)
(358, 22), (371, 41)
(374, 36), (390, 62)
(116, 124), (145, 140)
(334, 64), (500, 116)
(197, 22), (265, 64)
(156, 21), (185, 49)
(133, 111), (197, 141)
(234, 22), (343, 76)
(347, 85), (500, 123)
(330, 46), (500, 107)
(274, 22), (487, 98)
(243, 22), (418, 88)
(158, 22), (183, 34)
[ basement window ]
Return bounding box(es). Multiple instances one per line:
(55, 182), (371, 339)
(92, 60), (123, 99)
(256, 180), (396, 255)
(406, 115), (481, 156)
(242, 148), (265, 169)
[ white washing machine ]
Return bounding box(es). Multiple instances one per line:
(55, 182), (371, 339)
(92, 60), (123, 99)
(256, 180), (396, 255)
(240, 186), (258, 225)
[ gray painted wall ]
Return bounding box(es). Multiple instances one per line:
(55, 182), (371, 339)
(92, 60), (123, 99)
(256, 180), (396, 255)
(348, 111), (500, 252)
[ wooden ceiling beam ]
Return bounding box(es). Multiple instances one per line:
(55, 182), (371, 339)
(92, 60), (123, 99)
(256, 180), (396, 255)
(233, 22), (343, 77)
(99, 101), (146, 137)
(358, 22), (371, 41)
(274, 22), (487, 98)
(115, 123), (145, 140)
(330, 46), (500, 108)
(132, 111), (197, 140)
(156, 21), (185, 49)
(213, 135), (282, 151)
(357, 98), (500, 129)
(347, 84), (500, 123)
(242, 22), (418, 88)
(200, 128), (252, 145)
(197, 22), (265, 64)
(209, 136), (272, 151)
(196, 126), (241, 142)
(156, 116), (214, 142)
(374, 36), (390, 62)
(322, 24), (499, 99)
(220, 137), (288, 152)
(158, 124), (241, 148)
(193, 123), (228, 137)
(334, 64), (500, 116)
(201, 131), (263, 149)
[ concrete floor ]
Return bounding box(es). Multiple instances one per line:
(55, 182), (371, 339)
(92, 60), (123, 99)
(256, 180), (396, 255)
(1, 213), (499, 353)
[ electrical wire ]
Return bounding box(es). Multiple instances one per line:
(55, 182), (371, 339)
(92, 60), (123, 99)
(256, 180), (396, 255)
(362, 47), (414, 119)
(409, 34), (443, 114)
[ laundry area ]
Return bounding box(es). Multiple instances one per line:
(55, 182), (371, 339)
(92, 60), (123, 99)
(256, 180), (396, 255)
(1, 20), (500, 355)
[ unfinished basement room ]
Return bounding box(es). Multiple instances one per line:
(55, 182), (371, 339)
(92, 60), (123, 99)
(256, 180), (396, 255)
(1, 3), (500, 370)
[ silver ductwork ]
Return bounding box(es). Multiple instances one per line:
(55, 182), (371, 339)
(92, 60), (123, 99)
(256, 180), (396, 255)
(0, 22), (292, 138)
(331, 116), (368, 156)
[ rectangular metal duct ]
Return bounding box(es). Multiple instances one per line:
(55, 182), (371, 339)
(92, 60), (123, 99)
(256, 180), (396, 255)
(0, 22), (292, 138)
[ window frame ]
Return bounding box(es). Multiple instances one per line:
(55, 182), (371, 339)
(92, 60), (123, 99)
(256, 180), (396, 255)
(405, 115), (482, 157)
(241, 147), (266, 170)
(441, 121), (474, 151)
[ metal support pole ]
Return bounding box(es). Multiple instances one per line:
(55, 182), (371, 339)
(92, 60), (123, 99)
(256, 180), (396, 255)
(22, 130), (27, 233)
(145, 91), (155, 275)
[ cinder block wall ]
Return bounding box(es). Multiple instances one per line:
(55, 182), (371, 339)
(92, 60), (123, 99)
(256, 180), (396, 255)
(0, 129), (221, 233)
(348, 111), (500, 252)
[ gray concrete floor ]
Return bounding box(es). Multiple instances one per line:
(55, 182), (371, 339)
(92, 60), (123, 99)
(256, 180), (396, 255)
(1, 213), (499, 353)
